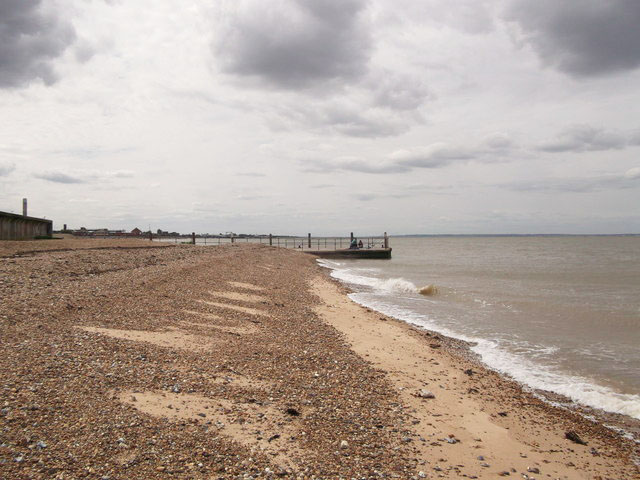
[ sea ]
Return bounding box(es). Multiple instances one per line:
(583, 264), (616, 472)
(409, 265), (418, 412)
(317, 235), (640, 422)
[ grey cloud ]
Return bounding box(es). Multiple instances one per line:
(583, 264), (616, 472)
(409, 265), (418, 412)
(0, 162), (16, 176)
(215, 0), (371, 90)
(236, 194), (268, 201)
(354, 193), (377, 201)
(366, 71), (431, 111)
(387, 0), (495, 35)
(272, 97), (417, 138)
(0, 0), (76, 88)
(502, 168), (640, 193)
(74, 42), (97, 64)
(505, 0), (640, 77)
(236, 172), (266, 177)
(34, 171), (85, 184)
(303, 156), (410, 174)
(33, 169), (135, 184)
(391, 144), (475, 169)
(538, 125), (633, 153)
(303, 136), (516, 174)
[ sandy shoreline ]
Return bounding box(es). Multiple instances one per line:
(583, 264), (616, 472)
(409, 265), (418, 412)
(1, 239), (638, 478)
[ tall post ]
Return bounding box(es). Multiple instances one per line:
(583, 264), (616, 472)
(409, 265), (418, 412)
(269, 233), (273, 246)
(192, 232), (196, 245)
(384, 232), (388, 249)
(149, 231), (153, 242)
(231, 234), (234, 243)
(350, 232), (354, 242)
(308, 233), (311, 249)
(22, 198), (27, 217)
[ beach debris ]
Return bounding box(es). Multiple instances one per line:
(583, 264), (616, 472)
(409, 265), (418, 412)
(416, 389), (435, 399)
(497, 411), (508, 417)
(445, 435), (459, 444)
(527, 466), (540, 474)
(565, 431), (587, 445)
(418, 471), (427, 478)
(463, 368), (474, 376)
(429, 343), (441, 349)
(267, 434), (280, 442)
(590, 447), (600, 456)
(477, 456), (485, 461)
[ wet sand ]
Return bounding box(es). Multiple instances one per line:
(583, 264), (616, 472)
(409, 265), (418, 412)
(0, 239), (637, 478)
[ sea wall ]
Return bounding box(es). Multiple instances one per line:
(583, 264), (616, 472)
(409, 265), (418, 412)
(0, 211), (53, 240)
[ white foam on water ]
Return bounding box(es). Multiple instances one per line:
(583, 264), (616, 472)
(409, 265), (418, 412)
(321, 262), (640, 421)
(322, 263), (417, 294)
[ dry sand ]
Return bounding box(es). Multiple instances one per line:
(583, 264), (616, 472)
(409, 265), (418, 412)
(0, 238), (638, 479)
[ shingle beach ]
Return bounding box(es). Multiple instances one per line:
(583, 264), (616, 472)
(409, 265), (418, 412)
(1, 239), (638, 479)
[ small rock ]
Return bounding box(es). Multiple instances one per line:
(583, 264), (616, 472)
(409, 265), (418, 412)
(285, 408), (300, 416)
(418, 471), (427, 478)
(172, 384), (181, 393)
(477, 456), (485, 461)
(463, 369), (474, 376)
(197, 413), (206, 418)
(339, 440), (349, 449)
(497, 411), (508, 417)
(416, 389), (435, 399)
(527, 467), (540, 474)
(498, 471), (510, 476)
(35, 440), (47, 449)
(565, 431), (587, 445)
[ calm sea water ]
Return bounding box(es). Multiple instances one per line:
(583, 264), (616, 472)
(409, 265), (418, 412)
(319, 236), (640, 420)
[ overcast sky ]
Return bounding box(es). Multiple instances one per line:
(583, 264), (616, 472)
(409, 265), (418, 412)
(1, 0), (639, 235)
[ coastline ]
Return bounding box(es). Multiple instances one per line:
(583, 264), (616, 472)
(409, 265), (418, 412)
(0, 239), (637, 478)
(313, 271), (639, 479)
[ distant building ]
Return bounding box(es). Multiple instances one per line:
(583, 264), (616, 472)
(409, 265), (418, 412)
(131, 227), (142, 236)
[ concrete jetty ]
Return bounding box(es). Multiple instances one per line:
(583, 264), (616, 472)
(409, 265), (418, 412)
(304, 248), (392, 259)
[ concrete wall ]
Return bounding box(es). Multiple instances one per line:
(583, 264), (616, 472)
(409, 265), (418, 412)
(0, 211), (53, 240)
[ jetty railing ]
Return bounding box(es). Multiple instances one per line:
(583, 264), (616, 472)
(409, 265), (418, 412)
(153, 233), (389, 251)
